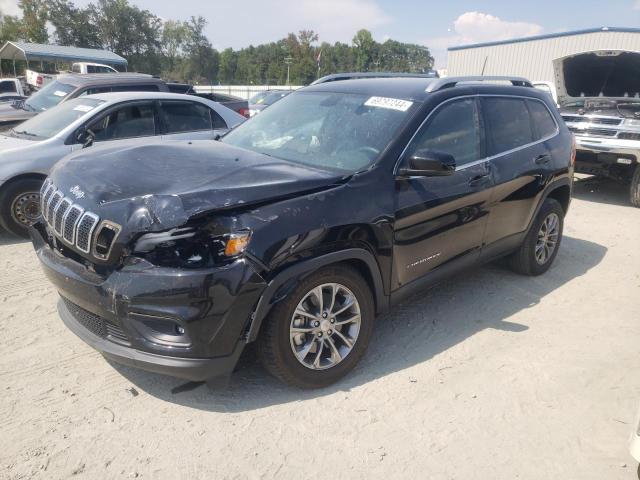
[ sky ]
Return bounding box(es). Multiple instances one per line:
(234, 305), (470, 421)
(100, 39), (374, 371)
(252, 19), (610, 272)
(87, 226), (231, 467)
(2, 0), (640, 68)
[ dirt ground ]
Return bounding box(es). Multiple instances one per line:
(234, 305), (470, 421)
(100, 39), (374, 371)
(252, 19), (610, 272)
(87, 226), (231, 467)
(1, 176), (639, 480)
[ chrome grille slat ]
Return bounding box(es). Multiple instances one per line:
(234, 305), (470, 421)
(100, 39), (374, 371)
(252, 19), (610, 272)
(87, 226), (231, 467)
(75, 212), (99, 253)
(41, 184), (55, 219)
(47, 192), (64, 225)
(54, 198), (72, 235)
(40, 181), (110, 258)
(62, 205), (84, 244)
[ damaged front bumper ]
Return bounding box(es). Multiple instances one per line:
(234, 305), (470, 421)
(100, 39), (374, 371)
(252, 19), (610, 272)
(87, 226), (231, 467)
(32, 226), (267, 381)
(574, 137), (639, 176)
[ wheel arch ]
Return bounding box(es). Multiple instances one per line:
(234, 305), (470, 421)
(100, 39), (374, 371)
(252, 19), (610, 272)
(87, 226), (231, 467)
(246, 248), (387, 343)
(0, 172), (48, 192)
(524, 177), (572, 235)
(545, 183), (571, 214)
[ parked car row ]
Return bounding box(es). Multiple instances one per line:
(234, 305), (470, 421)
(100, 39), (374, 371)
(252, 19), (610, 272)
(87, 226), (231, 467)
(20, 73), (574, 390)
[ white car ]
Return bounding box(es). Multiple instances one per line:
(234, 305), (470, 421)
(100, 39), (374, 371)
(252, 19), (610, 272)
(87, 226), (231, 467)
(630, 407), (640, 473)
(0, 91), (245, 236)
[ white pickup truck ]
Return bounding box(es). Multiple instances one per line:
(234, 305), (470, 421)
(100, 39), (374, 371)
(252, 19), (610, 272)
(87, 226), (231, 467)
(0, 78), (27, 102)
(25, 62), (118, 89)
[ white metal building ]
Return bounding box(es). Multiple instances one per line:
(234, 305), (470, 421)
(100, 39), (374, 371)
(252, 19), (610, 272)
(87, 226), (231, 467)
(447, 27), (640, 82)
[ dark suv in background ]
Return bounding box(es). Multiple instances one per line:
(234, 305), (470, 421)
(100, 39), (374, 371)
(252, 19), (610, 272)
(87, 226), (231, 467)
(0, 73), (168, 130)
(32, 76), (574, 388)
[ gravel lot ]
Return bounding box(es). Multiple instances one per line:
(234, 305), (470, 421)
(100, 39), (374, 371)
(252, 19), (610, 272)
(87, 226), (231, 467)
(1, 176), (639, 480)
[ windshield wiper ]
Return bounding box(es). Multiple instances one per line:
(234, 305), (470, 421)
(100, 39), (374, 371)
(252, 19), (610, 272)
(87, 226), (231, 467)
(13, 129), (38, 137)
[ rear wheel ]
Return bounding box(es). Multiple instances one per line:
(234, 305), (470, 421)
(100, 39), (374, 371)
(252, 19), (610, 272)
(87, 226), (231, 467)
(0, 178), (44, 238)
(630, 165), (640, 208)
(509, 198), (564, 276)
(258, 266), (374, 388)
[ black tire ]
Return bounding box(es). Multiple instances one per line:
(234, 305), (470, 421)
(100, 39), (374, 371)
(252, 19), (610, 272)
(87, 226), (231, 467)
(0, 178), (44, 238)
(257, 265), (374, 389)
(509, 198), (564, 276)
(630, 165), (640, 208)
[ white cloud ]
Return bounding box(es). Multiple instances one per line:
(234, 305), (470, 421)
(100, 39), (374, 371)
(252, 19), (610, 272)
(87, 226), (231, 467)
(426, 11), (543, 68)
(0, 0), (20, 16)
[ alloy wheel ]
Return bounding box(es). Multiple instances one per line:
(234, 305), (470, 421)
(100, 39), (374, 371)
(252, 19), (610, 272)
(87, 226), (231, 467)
(289, 282), (361, 370)
(535, 212), (560, 265)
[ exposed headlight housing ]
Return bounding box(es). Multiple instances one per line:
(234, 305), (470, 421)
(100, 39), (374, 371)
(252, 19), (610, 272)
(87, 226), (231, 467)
(133, 228), (251, 268)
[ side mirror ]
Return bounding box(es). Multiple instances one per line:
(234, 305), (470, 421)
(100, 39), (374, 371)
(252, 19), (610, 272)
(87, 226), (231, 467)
(76, 128), (95, 149)
(398, 149), (456, 177)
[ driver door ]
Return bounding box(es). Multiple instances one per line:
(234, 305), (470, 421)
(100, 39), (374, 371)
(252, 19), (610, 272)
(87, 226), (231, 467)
(392, 97), (493, 290)
(72, 100), (159, 151)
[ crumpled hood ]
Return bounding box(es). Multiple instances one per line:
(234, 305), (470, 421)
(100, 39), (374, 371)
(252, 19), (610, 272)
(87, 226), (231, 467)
(48, 139), (347, 235)
(553, 50), (640, 106)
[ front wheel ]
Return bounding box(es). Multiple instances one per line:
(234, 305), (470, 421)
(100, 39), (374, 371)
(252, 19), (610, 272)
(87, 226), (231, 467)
(509, 198), (564, 276)
(0, 178), (44, 238)
(258, 266), (374, 388)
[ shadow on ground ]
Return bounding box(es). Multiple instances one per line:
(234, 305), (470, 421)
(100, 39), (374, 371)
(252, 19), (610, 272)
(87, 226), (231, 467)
(0, 230), (27, 246)
(572, 175), (633, 208)
(110, 235), (607, 412)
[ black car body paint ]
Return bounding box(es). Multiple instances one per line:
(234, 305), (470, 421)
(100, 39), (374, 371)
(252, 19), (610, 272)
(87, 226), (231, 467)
(32, 77), (574, 381)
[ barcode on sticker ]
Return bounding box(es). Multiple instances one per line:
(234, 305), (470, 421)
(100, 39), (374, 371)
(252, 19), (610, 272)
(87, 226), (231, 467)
(364, 96), (413, 111)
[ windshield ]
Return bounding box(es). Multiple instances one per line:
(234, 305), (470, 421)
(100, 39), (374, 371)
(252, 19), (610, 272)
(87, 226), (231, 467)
(249, 91), (269, 104)
(9, 98), (104, 140)
(223, 91), (415, 172)
(24, 81), (75, 112)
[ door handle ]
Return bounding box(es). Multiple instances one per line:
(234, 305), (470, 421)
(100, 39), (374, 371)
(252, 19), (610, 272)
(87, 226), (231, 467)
(468, 173), (491, 187)
(534, 154), (551, 165)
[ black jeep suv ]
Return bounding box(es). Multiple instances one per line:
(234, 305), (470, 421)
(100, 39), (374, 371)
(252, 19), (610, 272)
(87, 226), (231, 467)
(32, 76), (574, 388)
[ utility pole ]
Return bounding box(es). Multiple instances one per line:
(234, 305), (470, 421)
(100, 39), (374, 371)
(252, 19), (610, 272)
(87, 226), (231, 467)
(284, 56), (293, 85)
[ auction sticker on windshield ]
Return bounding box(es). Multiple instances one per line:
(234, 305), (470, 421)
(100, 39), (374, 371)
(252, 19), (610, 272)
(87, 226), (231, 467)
(364, 96), (413, 112)
(54, 91), (68, 97)
(73, 105), (95, 112)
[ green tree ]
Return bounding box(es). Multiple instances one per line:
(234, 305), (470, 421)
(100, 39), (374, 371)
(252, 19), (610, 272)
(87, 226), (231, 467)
(0, 11), (23, 43)
(48, 0), (101, 48)
(352, 29), (374, 71)
(19, 0), (48, 43)
(218, 47), (237, 84)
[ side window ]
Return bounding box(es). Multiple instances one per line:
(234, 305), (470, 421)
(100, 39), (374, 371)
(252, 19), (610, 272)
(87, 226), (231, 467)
(0, 80), (17, 93)
(407, 98), (481, 166)
(211, 110), (227, 129)
(483, 97), (533, 156)
(86, 65), (97, 73)
(527, 100), (558, 140)
(80, 86), (112, 96)
(161, 101), (213, 133)
(87, 102), (156, 141)
(111, 84), (160, 92)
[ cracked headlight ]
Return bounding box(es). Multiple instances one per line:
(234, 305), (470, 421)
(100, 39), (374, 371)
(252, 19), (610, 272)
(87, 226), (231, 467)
(133, 228), (251, 268)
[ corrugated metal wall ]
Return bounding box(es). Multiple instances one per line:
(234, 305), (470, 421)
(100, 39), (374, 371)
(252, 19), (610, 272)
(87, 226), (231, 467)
(447, 31), (640, 82)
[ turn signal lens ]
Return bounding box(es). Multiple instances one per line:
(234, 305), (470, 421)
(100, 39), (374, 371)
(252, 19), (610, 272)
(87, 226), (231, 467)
(224, 232), (251, 257)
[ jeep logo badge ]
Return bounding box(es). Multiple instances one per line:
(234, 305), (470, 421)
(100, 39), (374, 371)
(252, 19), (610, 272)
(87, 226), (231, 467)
(70, 185), (85, 199)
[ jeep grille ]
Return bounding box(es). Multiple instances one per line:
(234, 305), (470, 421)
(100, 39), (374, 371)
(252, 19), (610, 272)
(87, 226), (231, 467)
(40, 179), (119, 259)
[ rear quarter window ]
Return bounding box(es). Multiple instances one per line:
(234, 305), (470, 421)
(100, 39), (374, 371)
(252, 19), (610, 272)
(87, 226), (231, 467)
(483, 97), (533, 156)
(527, 100), (558, 139)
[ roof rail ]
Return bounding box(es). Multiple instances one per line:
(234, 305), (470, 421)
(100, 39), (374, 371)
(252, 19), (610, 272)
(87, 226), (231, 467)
(425, 76), (533, 92)
(311, 71), (439, 85)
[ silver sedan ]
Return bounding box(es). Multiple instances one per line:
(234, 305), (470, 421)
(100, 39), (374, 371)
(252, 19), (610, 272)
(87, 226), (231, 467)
(0, 91), (245, 236)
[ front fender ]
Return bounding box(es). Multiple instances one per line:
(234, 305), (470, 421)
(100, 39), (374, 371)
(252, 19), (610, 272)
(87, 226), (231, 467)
(246, 248), (387, 343)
